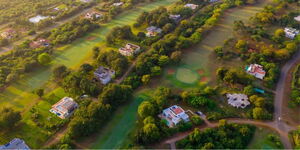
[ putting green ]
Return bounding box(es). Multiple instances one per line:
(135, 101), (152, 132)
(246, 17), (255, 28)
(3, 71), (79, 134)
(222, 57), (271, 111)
(175, 67), (199, 84)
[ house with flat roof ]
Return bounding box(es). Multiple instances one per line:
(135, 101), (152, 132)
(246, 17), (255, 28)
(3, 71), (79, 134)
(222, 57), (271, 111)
(94, 66), (115, 85)
(119, 43), (141, 56)
(80, 0), (92, 3)
(146, 26), (162, 37)
(113, 2), (124, 6)
(29, 15), (49, 23)
(1, 29), (16, 39)
(294, 15), (300, 22)
(246, 64), (266, 80)
(85, 11), (103, 20)
(29, 38), (50, 49)
(284, 27), (299, 39)
(0, 138), (30, 150)
(184, 4), (198, 10)
(209, 0), (219, 2)
(169, 14), (181, 23)
(226, 93), (250, 109)
(161, 105), (189, 127)
(50, 97), (78, 119)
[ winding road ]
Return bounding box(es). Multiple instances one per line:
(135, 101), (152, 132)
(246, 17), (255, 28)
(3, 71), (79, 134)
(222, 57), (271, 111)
(158, 49), (300, 150)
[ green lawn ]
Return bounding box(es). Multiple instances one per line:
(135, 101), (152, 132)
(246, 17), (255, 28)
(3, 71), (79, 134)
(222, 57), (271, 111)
(91, 93), (149, 149)
(247, 127), (283, 149)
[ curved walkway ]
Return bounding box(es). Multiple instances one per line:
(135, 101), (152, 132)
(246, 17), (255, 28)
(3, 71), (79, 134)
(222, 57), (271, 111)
(160, 50), (300, 149)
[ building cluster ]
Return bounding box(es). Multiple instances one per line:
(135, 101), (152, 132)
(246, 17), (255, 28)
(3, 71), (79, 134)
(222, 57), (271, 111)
(226, 93), (250, 109)
(284, 27), (299, 39)
(146, 26), (162, 37)
(50, 97), (78, 119)
(29, 38), (50, 49)
(246, 64), (266, 80)
(161, 105), (190, 127)
(94, 66), (115, 85)
(119, 43), (141, 56)
(184, 4), (198, 10)
(0, 138), (30, 150)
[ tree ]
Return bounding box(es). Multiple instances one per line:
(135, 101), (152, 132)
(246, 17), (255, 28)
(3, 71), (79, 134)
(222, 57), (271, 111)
(0, 107), (21, 130)
(272, 29), (285, 43)
(35, 88), (44, 97)
(235, 40), (247, 53)
(99, 84), (132, 107)
(142, 123), (160, 143)
(158, 55), (170, 66)
(190, 115), (204, 126)
(243, 85), (254, 95)
(141, 74), (151, 85)
(53, 65), (69, 80)
(38, 53), (52, 65)
(252, 107), (270, 120)
(138, 101), (156, 119)
(170, 51), (182, 64)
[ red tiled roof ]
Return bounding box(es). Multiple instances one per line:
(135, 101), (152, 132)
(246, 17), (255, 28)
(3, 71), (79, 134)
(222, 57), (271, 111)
(172, 107), (184, 115)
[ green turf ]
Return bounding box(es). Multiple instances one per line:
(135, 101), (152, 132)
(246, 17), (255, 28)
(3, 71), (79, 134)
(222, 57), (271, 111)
(247, 127), (283, 149)
(91, 93), (149, 149)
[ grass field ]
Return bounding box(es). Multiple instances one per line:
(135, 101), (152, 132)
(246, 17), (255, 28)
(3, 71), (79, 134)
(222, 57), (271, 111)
(90, 93), (149, 149)
(0, 0), (178, 147)
(247, 127), (283, 149)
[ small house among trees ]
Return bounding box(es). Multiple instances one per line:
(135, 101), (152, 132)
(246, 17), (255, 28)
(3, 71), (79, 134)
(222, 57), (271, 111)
(119, 43), (141, 56)
(246, 64), (266, 80)
(94, 66), (115, 85)
(160, 105), (190, 127)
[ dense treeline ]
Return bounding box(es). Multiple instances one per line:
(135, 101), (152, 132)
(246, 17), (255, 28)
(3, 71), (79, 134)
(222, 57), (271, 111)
(292, 126), (300, 149)
(291, 65), (300, 106)
(176, 120), (256, 149)
(0, 18), (99, 90)
(0, 0), (95, 26)
(45, 19), (99, 45)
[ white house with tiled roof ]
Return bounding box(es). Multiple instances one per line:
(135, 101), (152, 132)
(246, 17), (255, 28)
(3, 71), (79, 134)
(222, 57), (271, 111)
(162, 105), (189, 127)
(246, 64), (266, 80)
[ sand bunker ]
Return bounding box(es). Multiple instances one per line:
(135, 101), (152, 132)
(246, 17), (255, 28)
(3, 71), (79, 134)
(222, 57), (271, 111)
(176, 68), (199, 84)
(86, 36), (97, 41)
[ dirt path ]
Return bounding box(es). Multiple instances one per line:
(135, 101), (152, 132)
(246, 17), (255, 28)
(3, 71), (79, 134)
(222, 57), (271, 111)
(42, 124), (69, 148)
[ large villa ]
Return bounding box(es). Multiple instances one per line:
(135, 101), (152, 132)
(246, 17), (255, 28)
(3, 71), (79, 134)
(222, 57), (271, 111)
(0, 138), (30, 150)
(119, 43), (141, 56)
(50, 97), (78, 119)
(161, 105), (190, 127)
